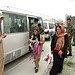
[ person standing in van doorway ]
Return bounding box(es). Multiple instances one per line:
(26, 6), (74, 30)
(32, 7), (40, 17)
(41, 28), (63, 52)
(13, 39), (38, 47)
(66, 18), (74, 56)
(38, 23), (44, 52)
(31, 18), (39, 36)
(29, 19), (39, 52)
(0, 12), (7, 75)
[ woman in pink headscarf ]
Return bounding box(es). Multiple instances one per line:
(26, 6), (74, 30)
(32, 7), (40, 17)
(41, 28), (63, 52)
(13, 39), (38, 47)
(49, 25), (68, 75)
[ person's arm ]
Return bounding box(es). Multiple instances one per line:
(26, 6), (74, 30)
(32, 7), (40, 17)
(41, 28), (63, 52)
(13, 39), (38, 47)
(0, 33), (7, 42)
(31, 25), (33, 35)
(68, 25), (74, 37)
(1, 33), (7, 38)
(62, 34), (69, 53)
(0, 37), (2, 42)
(39, 35), (44, 44)
(71, 25), (74, 37)
(51, 35), (55, 52)
(42, 28), (44, 34)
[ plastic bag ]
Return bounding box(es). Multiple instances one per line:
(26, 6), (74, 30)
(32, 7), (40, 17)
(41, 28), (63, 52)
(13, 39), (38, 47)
(44, 53), (52, 64)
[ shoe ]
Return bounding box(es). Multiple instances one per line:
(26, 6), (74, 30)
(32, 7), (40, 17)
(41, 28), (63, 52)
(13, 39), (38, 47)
(67, 53), (72, 56)
(57, 71), (62, 73)
(34, 67), (36, 69)
(35, 69), (38, 73)
(72, 44), (75, 46)
(65, 55), (67, 58)
(42, 50), (44, 52)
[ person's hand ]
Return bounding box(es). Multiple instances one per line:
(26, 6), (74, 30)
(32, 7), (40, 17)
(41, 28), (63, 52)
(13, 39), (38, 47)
(30, 41), (33, 45)
(51, 51), (53, 54)
(58, 50), (62, 58)
(68, 34), (71, 37)
(30, 40), (33, 43)
(1, 33), (7, 38)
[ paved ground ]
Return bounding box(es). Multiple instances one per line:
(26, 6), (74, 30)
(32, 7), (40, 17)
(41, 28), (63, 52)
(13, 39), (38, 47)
(4, 41), (75, 75)
(4, 41), (51, 75)
(43, 46), (75, 75)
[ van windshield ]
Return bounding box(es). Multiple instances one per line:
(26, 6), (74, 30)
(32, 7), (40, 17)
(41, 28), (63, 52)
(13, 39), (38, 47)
(49, 23), (54, 29)
(43, 23), (47, 29)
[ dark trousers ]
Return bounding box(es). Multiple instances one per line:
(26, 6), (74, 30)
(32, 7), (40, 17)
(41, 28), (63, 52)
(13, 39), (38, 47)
(49, 52), (65, 75)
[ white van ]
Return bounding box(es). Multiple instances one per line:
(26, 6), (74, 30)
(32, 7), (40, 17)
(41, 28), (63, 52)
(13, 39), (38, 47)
(43, 21), (55, 40)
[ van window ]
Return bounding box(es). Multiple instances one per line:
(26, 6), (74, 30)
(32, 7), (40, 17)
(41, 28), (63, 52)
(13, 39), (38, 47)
(43, 23), (47, 29)
(3, 12), (27, 34)
(49, 23), (54, 29)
